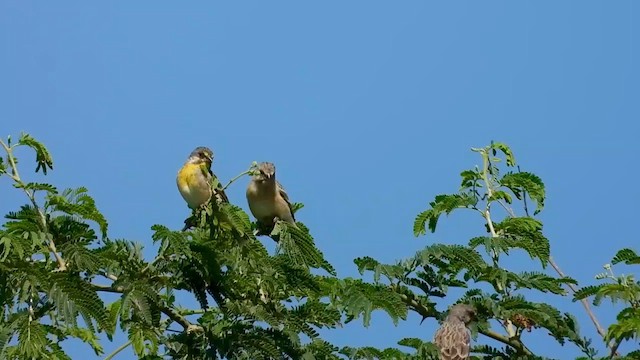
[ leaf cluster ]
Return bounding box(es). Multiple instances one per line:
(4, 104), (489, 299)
(0, 134), (348, 359)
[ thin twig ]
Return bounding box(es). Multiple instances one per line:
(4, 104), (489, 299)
(511, 166), (610, 349)
(179, 309), (207, 316)
(99, 272), (118, 281)
(1, 140), (66, 271)
(221, 169), (253, 191)
(481, 149), (516, 337)
(517, 165), (531, 217)
(496, 199), (516, 218)
(609, 340), (621, 359)
(103, 339), (132, 360)
(548, 257), (607, 339)
(159, 304), (203, 333)
(91, 283), (125, 293)
(91, 281), (203, 333)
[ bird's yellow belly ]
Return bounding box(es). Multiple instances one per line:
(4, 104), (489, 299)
(177, 165), (211, 209)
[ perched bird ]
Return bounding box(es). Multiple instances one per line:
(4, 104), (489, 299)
(433, 303), (476, 360)
(176, 146), (228, 210)
(246, 162), (297, 234)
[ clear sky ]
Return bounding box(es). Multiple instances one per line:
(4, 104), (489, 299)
(1, 1), (638, 359)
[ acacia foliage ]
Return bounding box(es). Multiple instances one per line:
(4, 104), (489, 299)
(341, 142), (638, 359)
(0, 134), (637, 359)
(0, 133), (345, 359)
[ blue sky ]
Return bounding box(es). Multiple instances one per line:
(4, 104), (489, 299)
(1, 1), (638, 359)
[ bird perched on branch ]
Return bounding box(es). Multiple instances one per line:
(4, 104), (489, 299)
(433, 303), (476, 360)
(246, 162), (297, 235)
(177, 146), (228, 210)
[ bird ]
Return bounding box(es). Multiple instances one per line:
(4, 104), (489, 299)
(176, 146), (228, 210)
(246, 162), (297, 235)
(433, 303), (476, 360)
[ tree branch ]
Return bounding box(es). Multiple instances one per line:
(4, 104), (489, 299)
(548, 256), (607, 339)
(103, 339), (132, 360)
(91, 282), (203, 333)
(159, 304), (204, 333)
(399, 291), (533, 355)
(494, 164), (610, 350)
(222, 168), (253, 192)
(480, 149), (517, 337)
(1, 139), (66, 271)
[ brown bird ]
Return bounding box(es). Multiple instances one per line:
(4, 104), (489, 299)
(246, 162), (297, 234)
(433, 304), (476, 360)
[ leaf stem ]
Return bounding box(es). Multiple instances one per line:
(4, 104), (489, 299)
(222, 169), (253, 192)
(548, 257), (608, 339)
(103, 339), (132, 360)
(1, 139), (66, 271)
(494, 167), (610, 348)
(480, 149), (516, 337)
(91, 281), (203, 333)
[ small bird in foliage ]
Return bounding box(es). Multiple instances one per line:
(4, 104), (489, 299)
(246, 162), (297, 235)
(433, 303), (476, 360)
(176, 146), (228, 210)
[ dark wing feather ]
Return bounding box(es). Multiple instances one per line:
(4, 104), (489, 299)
(212, 174), (229, 203)
(202, 163), (229, 203)
(276, 180), (295, 221)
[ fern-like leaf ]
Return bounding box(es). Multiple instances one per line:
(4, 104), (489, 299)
(413, 194), (478, 236)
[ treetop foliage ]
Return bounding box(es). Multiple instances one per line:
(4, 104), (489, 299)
(0, 134), (637, 359)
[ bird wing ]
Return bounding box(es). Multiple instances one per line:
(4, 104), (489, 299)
(434, 322), (470, 360)
(200, 163), (229, 203)
(276, 180), (295, 221)
(213, 175), (229, 203)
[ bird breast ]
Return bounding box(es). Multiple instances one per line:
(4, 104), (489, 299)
(177, 164), (212, 209)
(246, 182), (278, 219)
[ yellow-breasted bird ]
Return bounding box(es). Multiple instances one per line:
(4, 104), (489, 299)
(177, 146), (229, 211)
(246, 162), (297, 235)
(433, 303), (476, 360)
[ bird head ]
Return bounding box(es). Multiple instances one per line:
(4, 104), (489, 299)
(254, 162), (276, 182)
(446, 303), (476, 324)
(188, 146), (214, 164)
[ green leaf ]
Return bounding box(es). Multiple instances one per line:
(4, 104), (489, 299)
(493, 217), (550, 267)
(0, 156), (6, 175)
(17, 132), (54, 175)
(340, 346), (410, 359)
(275, 222), (336, 276)
(489, 190), (512, 204)
(353, 257), (405, 283)
(605, 307), (640, 342)
(151, 224), (192, 259)
(46, 272), (111, 333)
(17, 321), (49, 358)
(490, 142), (516, 167)
(328, 278), (407, 327)
(46, 187), (108, 238)
(459, 169), (482, 190)
(218, 203), (253, 237)
(500, 172), (546, 214)
(414, 193), (477, 236)
(573, 285), (604, 302)
(13, 182), (58, 194)
(612, 248), (640, 265)
(415, 244), (487, 274)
